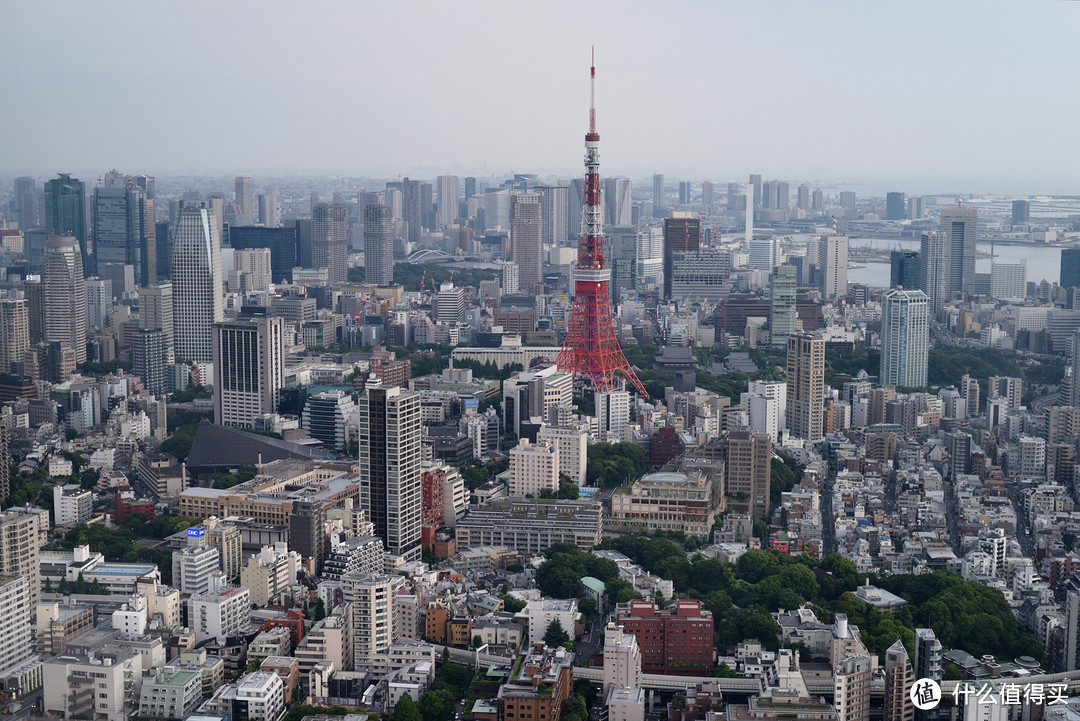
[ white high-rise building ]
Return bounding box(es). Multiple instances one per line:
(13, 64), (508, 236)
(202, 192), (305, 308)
(258, 193), (278, 227)
(508, 439), (559, 497)
(0, 576), (37, 694)
(342, 573), (405, 673)
(502, 262), (519, 295)
(230, 248), (272, 292)
(603, 178), (633, 226)
(834, 654), (872, 721)
(0, 506), (48, 608)
(818, 233), (848, 299)
(511, 193), (543, 294)
(1018, 436), (1046, 481)
(537, 424), (588, 485)
(212, 315), (285, 428)
(172, 207), (224, 365)
(920, 230), (949, 314)
(879, 288), (929, 389)
(84, 278), (110, 330)
(596, 389), (630, 443)
(742, 380), (787, 441)
(172, 542), (221, 596)
(189, 586), (250, 644)
(436, 175), (459, 229)
(312, 203), (348, 285)
(364, 204), (394, 286)
(990, 261), (1026, 300)
(602, 622), (641, 695)
(748, 237), (776, 271)
(43, 235), (86, 363)
(359, 384), (422, 560)
(235, 176), (254, 225)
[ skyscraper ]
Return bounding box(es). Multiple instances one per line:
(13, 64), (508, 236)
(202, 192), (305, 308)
(212, 315), (285, 427)
(797, 185), (810, 210)
(603, 178), (632, 226)
(312, 203), (348, 285)
(436, 175), (459, 228)
(230, 226), (299, 284)
(890, 250), (920, 289)
(748, 174), (762, 208)
(43, 235), (87, 363)
(172, 207), (224, 365)
(770, 264), (797, 349)
(11, 177), (36, 230)
(511, 193), (543, 294)
(93, 173), (156, 286)
(920, 231), (949, 314)
(786, 333), (824, 442)
(817, 232), (848, 299)
(43, 174), (87, 272)
(358, 384), (422, 561)
(652, 174), (664, 211)
(258, 193), (278, 227)
(0, 505), (48, 608)
(536, 185), (568, 247)
(0, 300), (29, 375)
(234, 176), (254, 225)
(908, 196), (925, 220)
(401, 178), (430, 244)
(885, 192), (906, 221)
(702, 181), (715, 207)
(1011, 199), (1031, 224)
(748, 237), (777, 271)
(1061, 248), (1080, 290)
(678, 181), (691, 205)
(662, 214), (701, 299)
(364, 204), (393, 286)
(880, 288), (929, 389)
(940, 205), (977, 296)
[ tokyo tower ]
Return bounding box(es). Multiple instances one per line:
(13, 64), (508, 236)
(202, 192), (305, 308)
(555, 52), (649, 398)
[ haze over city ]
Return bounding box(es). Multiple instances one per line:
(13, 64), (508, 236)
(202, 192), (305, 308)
(6, 3), (1080, 721)
(2, 1), (1078, 193)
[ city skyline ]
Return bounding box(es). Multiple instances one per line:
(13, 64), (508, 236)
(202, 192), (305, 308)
(2, 2), (1078, 194)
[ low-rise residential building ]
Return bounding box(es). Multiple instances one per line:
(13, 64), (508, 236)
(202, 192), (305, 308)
(137, 667), (204, 720)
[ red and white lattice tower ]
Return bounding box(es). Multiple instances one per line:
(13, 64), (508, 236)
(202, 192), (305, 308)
(555, 52), (649, 398)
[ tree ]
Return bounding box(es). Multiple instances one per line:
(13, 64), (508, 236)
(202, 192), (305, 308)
(314, 598), (326, 621)
(393, 693), (423, 721)
(472, 635), (483, 649)
(43, 578), (52, 594)
(579, 597), (597, 617)
(500, 594), (526, 613)
(75, 571), (86, 594)
(90, 578), (102, 595)
(557, 479), (580, 499)
(562, 694), (587, 721)
(419, 689), (456, 721)
(543, 619), (570, 647)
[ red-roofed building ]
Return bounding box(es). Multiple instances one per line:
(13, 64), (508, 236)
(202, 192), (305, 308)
(421, 466), (446, 527)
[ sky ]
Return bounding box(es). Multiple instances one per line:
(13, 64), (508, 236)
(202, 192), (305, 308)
(1, 1), (1077, 194)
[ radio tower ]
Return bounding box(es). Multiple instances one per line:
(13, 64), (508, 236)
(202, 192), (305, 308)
(556, 51), (649, 398)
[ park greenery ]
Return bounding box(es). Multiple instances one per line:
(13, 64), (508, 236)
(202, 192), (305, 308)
(57, 514), (201, 585)
(585, 442), (647, 488)
(546, 534), (1044, 665)
(825, 345), (1064, 401)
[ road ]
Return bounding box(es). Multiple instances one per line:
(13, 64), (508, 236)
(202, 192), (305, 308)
(1032, 387), (1061, 415)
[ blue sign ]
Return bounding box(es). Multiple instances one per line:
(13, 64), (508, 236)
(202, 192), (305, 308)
(187, 528), (205, 538)
(464, 399), (480, 410)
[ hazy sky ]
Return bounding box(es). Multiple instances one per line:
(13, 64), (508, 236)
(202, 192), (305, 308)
(2, 1), (1076, 194)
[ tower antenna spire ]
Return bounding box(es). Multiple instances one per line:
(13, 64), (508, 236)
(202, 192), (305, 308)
(589, 46), (597, 135)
